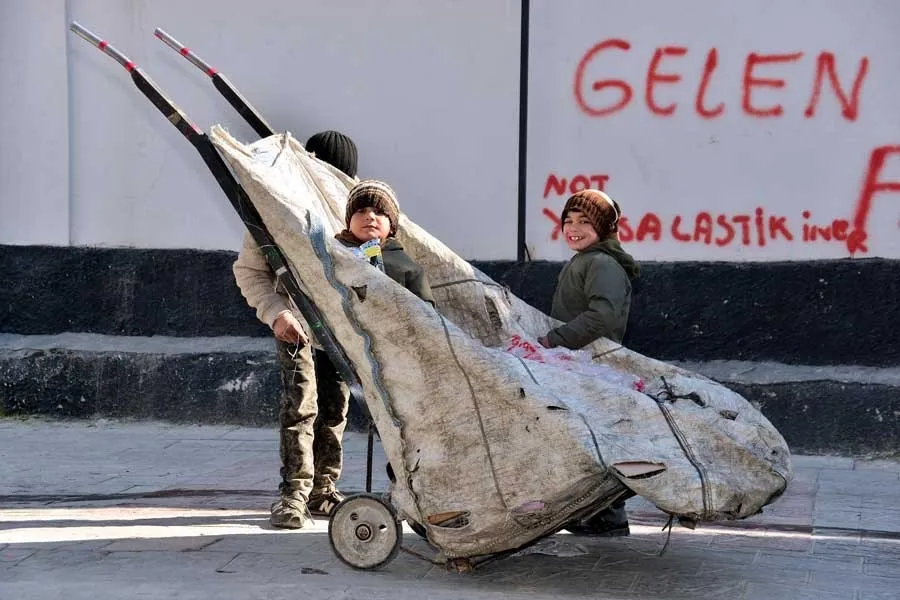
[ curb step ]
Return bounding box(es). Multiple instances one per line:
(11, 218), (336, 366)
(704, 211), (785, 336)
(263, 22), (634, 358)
(1, 333), (898, 455)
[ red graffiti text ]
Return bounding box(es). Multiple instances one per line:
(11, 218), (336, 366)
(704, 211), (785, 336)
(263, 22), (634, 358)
(574, 39), (869, 121)
(540, 142), (900, 254)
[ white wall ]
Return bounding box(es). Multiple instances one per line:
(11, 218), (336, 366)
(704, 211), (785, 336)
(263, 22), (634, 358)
(527, 0), (900, 261)
(2, 0), (899, 261)
(1, 0), (521, 259)
(0, 1), (70, 245)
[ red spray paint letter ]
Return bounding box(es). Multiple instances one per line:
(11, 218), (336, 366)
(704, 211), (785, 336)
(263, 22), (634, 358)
(742, 52), (804, 117)
(804, 53), (869, 122)
(696, 48), (724, 119)
(646, 46), (687, 116)
(575, 39), (633, 117)
(850, 145), (900, 254)
(543, 208), (562, 241)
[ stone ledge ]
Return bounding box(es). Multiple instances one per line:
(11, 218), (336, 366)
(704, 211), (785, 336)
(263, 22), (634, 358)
(1, 337), (897, 456)
(3, 245), (898, 366)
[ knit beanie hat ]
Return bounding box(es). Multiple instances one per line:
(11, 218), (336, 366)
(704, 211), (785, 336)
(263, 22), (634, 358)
(560, 189), (621, 237)
(305, 130), (358, 178)
(346, 179), (400, 236)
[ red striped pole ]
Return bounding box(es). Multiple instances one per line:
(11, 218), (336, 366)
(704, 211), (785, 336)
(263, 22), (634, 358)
(154, 28), (217, 77)
(69, 22), (135, 72)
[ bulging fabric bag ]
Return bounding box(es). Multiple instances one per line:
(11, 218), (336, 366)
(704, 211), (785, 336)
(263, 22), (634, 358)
(211, 127), (791, 558)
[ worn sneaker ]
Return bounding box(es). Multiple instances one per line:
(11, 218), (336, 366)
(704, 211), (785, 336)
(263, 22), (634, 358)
(307, 488), (346, 516)
(566, 520), (630, 537)
(565, 503), (630, 537)
(269, 495), (313, 529)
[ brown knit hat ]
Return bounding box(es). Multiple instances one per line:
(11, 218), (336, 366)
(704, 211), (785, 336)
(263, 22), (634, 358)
(560, 189), (621, 238)
(346, 180), (400, 236)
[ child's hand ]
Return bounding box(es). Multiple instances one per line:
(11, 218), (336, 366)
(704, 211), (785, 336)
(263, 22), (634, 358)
(538, 335), (553, 348)
(273, 312), (309, 346)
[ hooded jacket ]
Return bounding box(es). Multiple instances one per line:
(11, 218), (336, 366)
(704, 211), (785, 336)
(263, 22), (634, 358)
(546, 238), (640, 349)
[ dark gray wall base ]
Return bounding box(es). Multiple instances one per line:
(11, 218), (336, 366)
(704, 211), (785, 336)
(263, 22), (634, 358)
(3, 245), (899, 366)
(0, 348), (279, 426)
(0, 245), (269, 338)
(476, 258), (900, 367)
(731, 381), (900, 457)
(0, 348), (370, 431)
(2, 348), (896, 456)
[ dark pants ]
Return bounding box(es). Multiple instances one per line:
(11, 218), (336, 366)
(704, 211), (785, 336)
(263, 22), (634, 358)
(275, 341), (349, 501)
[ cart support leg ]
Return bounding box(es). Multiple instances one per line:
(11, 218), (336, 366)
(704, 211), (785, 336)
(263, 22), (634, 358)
(365, 420), (375, 493)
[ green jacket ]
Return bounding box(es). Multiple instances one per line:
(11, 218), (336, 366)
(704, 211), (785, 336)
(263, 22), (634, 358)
(546, 238), (640, 349)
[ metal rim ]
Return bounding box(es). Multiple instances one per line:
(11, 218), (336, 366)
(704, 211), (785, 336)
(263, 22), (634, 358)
(328, 493), (402, 570)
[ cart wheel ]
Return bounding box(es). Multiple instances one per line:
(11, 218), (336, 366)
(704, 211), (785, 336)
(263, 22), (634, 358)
(328, 493), (402, 570)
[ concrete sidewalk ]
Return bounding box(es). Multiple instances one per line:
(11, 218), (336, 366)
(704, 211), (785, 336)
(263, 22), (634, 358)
(1, 419), (899, 599)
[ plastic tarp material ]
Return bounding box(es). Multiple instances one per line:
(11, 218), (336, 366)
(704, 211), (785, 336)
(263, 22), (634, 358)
(211, 127), (792, 559)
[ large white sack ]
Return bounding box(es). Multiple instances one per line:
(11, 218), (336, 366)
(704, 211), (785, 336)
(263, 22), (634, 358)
(211, 127), (791, 558)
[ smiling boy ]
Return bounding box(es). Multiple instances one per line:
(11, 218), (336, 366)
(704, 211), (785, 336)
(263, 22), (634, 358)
(539, 189), (640, 350)
(538, 189), (640, 536)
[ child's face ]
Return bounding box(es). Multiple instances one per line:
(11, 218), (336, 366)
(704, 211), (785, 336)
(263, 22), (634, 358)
(562, 210), (599, 251)
(349, 206), (391, 242)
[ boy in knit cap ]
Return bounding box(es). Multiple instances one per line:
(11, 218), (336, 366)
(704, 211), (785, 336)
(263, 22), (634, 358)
(538, 189), (640, 536)
(233, 130), (359, 529)
(335, 179), (435, 305)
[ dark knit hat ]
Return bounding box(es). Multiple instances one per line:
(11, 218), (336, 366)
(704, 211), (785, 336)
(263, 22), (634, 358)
(305, 130), (358, 178)
(560, 189), (621, 238)
(346, 180), (400, 236)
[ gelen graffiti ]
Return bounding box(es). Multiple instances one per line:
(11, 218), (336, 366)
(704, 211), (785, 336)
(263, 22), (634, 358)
(552, 37), (899, 256)
(542, 144), (900, 255)
(574, 39), (869, 120)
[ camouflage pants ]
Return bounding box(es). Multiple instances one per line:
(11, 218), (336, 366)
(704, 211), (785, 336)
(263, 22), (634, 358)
(275, 340), (349, 501)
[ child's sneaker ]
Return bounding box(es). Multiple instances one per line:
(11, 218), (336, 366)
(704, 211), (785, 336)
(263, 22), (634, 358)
(307, 488), (346, 516)
(270, 495), (312, 529)
(565, 502), (630, 537)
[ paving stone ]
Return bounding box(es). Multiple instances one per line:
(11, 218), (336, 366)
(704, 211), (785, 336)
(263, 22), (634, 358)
(0, 547), (35, 563)
(631, 574), (747, 598)
(103, 535), (225, 553)
(808, 568), (900, 595)
(794, 456), (855, 470)
(744, 581), (855, 600)
(8, 547), (112, 572)
(814, 509), (863, 529)
(789, 469), (822, 485)
(709, 530), (813, 552)
(859, 511), (900, 534)
(854, 459), (900, 474)
(757, 551), (864, 573)
(740, 565), (812, 585)
(859, 591), (900, 600)
(3, 539), (113, 552)
(200, 527), (333, 556)
(475, 562), (639, 594)
(216, 550), (343, 577)
(864, 557), (900, 577)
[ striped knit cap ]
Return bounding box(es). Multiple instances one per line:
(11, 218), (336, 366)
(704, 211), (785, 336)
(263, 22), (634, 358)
(560, 189), (621, 237)
(346, 179), (400, 236)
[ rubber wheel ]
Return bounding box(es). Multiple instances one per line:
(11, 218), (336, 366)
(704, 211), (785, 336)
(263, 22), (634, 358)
(328, 493), (402, 570)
